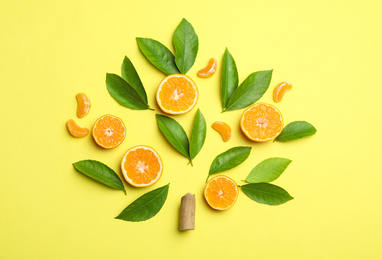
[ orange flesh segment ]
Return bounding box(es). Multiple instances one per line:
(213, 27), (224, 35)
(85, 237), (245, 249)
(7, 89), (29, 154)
(156, 74), (198, 115)
(121, 146), (163, 187)
(212, 121), (231, 142)
(241, 103), (283, 142)
(76, 93), (91, 118)
(204, 175), (238, 210)
(92, 115), (126, 149)
(197, 58), (217, 78)
(273, 82), (292, 103)
(67, 119), (89, 137)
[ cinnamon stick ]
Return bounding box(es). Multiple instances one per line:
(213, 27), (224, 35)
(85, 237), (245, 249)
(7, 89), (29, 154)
(179, 193), (195, 231)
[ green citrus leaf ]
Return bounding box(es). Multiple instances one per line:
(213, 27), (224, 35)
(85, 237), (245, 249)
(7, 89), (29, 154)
(121, 56), (148, 104)
(275, 121), (317, 142)
(73, 160), (126, 194)
(221, 48), (238, 110)
(189, 109), (206, 164)
(115, 184), (169, 222)
(241, 183), (293, 205)
(245, 157), (292, 183)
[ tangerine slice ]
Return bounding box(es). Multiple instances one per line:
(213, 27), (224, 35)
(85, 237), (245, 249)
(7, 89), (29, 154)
(92, 114), (126, 149)
(121, 145), (163, 187)
(204, 175), (239, 210)
(156, 74), (198, 115)
(197, 58), (217, 78)
(212, 121), (231, 142)
(67, 119), (89, 137)
(76, 93), (91, 118)
(240, 102), (283, 142)
(273, 82), (292, 103)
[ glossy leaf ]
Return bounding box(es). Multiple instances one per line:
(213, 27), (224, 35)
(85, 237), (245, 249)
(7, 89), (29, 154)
(106, 73), (149, 110)
(241, 183), (293, 205)
(121, 56), (148, 103)
(207, 146), (251, 181)
(245, 157), (292, 183)
(156, 114), (190, 160)
(73, 160), (126, 194)
(136, 37), (180, 75)
(189, 109), (206, 164)
(225, 70), (273, 111)
(275, 121), (317, 142)
(173, 18), (199, 74)
(115, 184), (169, 222)
(221, 48), (238, 110)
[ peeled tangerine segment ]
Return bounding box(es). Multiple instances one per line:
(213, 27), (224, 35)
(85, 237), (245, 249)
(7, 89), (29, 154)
(273, 82), (292, 103)
(197, 58), (217, 78)
(212, 121), (231, 142)
(76, 93), (91, 118)
(67, 119), (89, 137)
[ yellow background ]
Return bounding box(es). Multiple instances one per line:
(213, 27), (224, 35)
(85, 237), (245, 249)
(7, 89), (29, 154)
(1, 0), (381, 259)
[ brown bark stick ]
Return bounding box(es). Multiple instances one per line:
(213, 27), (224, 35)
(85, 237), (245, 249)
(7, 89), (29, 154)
(179, 193), (195, 231)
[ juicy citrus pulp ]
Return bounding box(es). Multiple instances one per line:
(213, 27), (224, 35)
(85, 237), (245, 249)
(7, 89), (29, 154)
(197, 58), (217, 78)
(156, 74), (198, 115)
(76, 93), (91, 118)
(273, 82), (292, 103)
(67, 119), (89, 137)
(211, 121), (231, 142)
(240, 102), (283, 142)
(121, 145), (163, 187)
(204, 175), (239, 210)
(92, 114), (126, 149)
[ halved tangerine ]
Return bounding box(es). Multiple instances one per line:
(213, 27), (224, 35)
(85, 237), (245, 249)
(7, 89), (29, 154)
(273, 82), (292, 103)
(156, 74), (198, 115)
(76, 93), (91, 118)
(240, 102), (283, 142)
(121, 145), (163, 187)
(67, 119), (89, 137)
(92, 114), (126, 149)
(197, 58), (217, 78)
(204, 175), (239, 210)
(212, 121), (231, 142)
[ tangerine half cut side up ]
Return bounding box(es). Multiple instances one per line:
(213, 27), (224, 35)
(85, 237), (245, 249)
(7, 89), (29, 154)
(156, 74), (198, 115)
(204, 175), (239, 210)
(76, 93), (91, 118)
(121, 145), (163, 187)
(212, 121), (231, 142)
(92, 114), (126, 149)
(240, 102), (283, 142)
(273, 82), (292, 103)
(67, 119), (89, 137)
(197, 58), (217, 78)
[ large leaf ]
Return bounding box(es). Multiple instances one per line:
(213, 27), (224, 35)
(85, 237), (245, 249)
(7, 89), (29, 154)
(173, 18), (199, 74)
(121, 56), (148, 103)
(221, 48), (238, 110)
(224, 70), (273, 111)
(245, 157), (292, 183)
(241, 183), (293, 205)
(275, 121), (317, 142)
(73, 160), (126, 194)
(156, 114), (190, 160)
(207, 146), (251, 182)
(115, 184), (169, 222)
(189, 109), (206, 164)
(136, 37), (180, 75)
(106, 73), (149, 110)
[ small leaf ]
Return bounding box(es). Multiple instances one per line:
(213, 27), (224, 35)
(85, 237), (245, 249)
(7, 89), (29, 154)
(221, 48), (238, 110)
(115, 184), (169, 222)
(73, 160), (126, 194)
(189, 109), (207, 164)
(121, 56), (148, 104)
(241, 183), (293, 205)
(136, 37), (180, 75)
(106, 73), (149, 110)
(275, 121), (317, 142)
(156, 114), (190, 160)
(207, 146), (251, 181)
(173, 18), (199, 74)
(225, 70), (273, 111)
(245, 158), (292, 183)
